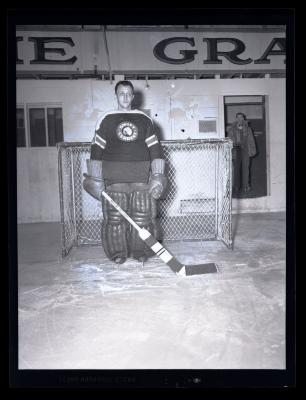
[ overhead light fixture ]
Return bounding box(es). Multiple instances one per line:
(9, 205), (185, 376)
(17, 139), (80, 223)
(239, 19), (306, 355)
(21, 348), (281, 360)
(170, 75), (176, 88)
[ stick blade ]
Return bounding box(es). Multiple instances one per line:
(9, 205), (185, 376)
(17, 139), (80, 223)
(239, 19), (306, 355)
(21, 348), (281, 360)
(167, 257), (184, 273)
(185, 263), (218, 276)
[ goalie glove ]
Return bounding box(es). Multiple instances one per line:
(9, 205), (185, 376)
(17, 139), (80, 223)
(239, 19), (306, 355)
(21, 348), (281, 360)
(149, 158), (167, 200)
(83, 159), (104, 200)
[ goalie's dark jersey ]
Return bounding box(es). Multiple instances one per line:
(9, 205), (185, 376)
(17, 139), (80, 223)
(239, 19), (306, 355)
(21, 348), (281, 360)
(90, 110), (162, 184)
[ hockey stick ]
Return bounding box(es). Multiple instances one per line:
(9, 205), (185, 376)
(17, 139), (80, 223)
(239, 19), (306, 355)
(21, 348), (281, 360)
(101, 191), (218, 276)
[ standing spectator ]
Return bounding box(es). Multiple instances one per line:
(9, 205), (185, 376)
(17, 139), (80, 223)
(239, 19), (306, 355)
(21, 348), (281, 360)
(227, 112), (257, 193)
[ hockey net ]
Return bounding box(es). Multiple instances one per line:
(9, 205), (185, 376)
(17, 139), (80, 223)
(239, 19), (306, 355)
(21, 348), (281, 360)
(57, 139), (233, 257)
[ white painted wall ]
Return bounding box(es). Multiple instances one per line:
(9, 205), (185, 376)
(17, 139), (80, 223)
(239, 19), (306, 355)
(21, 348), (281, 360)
(16, 77), (285, 222)
(17, 147), (60, 223)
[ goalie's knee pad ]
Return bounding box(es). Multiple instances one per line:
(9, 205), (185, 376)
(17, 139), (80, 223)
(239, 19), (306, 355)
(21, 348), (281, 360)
(101, 183), (130, 263)
(129, 184), (152, 226)
(129, 184), (155, 260)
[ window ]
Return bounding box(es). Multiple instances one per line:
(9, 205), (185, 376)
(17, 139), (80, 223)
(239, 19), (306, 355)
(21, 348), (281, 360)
(17, 104), (64, 148)
(47, 108), (64, 146)
(29, 108), (47, 146)
(17, 107), (26, 147)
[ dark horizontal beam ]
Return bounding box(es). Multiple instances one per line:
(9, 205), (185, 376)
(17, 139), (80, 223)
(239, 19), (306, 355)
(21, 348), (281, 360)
(16, 68), (286, 77)
(16, 24), (286, 33)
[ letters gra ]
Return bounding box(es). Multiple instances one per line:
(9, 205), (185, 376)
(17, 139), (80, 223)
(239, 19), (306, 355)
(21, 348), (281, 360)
(16, 36), (286, 65)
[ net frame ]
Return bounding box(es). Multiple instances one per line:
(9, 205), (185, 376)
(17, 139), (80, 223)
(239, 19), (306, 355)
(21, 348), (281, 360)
(57, 139), (233, 257)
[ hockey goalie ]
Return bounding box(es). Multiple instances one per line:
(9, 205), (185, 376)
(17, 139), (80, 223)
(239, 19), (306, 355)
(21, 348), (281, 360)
(83, 80), (167, 264)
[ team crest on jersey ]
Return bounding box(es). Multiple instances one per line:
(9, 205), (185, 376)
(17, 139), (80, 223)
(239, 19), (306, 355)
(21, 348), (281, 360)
(116, 121), (138, 141)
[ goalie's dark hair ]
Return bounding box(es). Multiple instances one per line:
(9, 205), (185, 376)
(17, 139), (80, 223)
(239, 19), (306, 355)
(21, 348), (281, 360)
(115, 80), (134, 95)
(236, 112), (246, 119)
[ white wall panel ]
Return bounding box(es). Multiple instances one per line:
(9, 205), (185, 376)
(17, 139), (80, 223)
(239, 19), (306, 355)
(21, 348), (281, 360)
(16, 77), (286, 222)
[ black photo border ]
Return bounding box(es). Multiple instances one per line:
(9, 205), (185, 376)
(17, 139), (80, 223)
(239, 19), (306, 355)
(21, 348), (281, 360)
(6, 7), (296, 391)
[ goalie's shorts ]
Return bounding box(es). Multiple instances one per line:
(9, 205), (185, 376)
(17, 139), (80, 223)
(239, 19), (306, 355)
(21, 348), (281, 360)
(101, 183), (157, 263)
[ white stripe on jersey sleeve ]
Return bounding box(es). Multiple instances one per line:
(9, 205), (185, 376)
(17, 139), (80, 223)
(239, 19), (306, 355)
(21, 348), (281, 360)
(145, 134), (157, 143)
(147, 140), (159, 148)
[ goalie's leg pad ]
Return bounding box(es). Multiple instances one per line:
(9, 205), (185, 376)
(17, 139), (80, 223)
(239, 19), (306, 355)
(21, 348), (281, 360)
(101, 183), (130, 263)
(150, 196), (160, 240)
(129, 184), (155, 260)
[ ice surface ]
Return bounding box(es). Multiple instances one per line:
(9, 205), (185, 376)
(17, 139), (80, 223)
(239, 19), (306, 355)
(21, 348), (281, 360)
(18, 213), (286, 369)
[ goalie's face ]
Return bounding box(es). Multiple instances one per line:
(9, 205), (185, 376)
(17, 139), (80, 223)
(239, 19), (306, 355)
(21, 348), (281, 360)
(116, 85), (134, 111)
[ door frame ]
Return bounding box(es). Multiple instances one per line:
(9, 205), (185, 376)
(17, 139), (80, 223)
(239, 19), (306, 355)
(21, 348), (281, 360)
(223, 95), (270, 197)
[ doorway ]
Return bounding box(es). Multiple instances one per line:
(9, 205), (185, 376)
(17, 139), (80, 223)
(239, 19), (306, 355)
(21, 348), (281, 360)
(224, 96), (267, 198)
